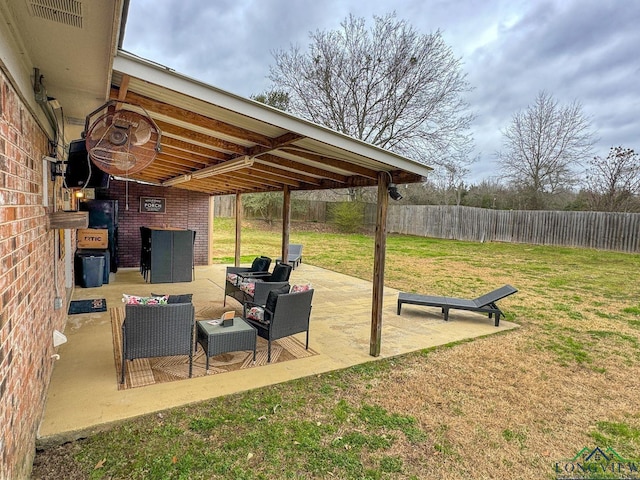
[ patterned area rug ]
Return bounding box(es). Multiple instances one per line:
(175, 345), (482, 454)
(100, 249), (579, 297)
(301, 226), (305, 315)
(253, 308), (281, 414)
(111, 303), (317, 390)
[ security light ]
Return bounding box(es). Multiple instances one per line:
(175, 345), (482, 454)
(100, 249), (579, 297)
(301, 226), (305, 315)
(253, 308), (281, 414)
(388, 183), (403, 201)
(385, 171), (403, 201)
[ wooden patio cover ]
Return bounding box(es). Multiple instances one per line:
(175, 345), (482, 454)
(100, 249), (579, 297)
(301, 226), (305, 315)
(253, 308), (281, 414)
(109, 51), (433, 356)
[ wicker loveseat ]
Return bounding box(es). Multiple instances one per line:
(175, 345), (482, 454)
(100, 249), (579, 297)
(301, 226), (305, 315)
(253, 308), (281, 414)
(121, 302), (195, 383)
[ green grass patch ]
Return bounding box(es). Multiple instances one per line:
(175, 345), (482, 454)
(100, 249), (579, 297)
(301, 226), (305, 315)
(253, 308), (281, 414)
(623, 305), (640, 316)
(590, 421), (640, 460)
(543, 333), (593, 366)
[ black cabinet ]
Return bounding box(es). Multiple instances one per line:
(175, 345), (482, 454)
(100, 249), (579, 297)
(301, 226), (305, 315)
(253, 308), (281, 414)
(79, 199), (118, 272)
(141, 227), (194, 283)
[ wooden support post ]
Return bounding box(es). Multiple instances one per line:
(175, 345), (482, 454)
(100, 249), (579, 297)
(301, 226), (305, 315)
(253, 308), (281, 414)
(207, 195), (214, 265)
(370, 171), (389, 357)
(234, 193), (242, 267)
(282, 186), (291, 264)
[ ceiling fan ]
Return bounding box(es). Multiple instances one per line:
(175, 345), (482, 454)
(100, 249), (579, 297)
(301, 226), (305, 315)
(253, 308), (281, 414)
(83, 100), (161, 176)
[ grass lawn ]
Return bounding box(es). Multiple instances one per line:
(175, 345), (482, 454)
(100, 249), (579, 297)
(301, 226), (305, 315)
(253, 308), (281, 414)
(33, 219), (640, 479)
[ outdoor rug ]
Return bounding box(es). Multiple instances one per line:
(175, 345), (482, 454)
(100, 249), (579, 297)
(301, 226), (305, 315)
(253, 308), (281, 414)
(111, 303), (318, 390)
(68, 298), (107, 315)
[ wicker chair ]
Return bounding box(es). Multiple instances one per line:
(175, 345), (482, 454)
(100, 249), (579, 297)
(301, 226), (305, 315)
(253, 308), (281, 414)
(242, 288), (313, 362)
(247, 263), (293, 282)
(121, 303), (195, 383)
(224, 256), (272, 306)
(225, 262), (292, 307)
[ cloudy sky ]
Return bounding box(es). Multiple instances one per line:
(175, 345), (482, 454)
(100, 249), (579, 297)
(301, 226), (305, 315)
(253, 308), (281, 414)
(122, 0), (640, 183)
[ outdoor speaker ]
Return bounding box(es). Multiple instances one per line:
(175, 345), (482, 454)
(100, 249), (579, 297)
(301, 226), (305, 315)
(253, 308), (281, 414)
(64, 139), (110, 189)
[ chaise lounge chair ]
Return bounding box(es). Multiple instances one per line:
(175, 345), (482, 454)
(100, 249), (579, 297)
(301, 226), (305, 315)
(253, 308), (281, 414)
(397, 284), (517, 326)
(276, 244), (303, 269)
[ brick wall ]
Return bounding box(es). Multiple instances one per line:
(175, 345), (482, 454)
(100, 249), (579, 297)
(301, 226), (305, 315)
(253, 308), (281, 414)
(97, 180), (210, 268)
(0, 70), (68, 479)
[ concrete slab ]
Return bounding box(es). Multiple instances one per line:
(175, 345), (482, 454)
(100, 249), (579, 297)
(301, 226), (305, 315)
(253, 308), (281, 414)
(37, 264), (517, 445)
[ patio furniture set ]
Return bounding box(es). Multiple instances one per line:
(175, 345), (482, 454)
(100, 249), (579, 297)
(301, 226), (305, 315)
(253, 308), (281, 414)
(120, 246), (517, 383)
(120, 252), (314, 383)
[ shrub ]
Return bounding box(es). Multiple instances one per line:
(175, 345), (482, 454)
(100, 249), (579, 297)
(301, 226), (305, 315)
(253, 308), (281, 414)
(329, 201), (365, 233)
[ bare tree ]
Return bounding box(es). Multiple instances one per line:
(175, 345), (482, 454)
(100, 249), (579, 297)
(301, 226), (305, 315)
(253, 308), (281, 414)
(496, 91), (596, 209)
(268, 12), (475, 172)
(585, 146), (640, 212)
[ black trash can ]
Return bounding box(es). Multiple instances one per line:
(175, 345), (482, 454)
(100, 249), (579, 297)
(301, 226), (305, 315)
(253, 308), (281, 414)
(75, 252), (105, 288)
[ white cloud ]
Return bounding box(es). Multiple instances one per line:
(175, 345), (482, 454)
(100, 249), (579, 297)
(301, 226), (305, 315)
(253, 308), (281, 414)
(122, 0), (640, 183)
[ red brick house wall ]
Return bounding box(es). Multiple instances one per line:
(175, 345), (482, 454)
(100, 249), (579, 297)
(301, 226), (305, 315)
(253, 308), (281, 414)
(97, 180), (211, 268)
(0, 71), (68, 479)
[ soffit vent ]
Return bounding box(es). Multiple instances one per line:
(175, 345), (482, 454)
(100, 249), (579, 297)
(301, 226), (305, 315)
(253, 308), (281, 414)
(26, 0), (83, 28)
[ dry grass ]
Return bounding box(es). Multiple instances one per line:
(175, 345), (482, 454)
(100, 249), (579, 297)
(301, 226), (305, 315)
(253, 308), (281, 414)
(32, 220), (640, 479)
(248, 221), (640, 477)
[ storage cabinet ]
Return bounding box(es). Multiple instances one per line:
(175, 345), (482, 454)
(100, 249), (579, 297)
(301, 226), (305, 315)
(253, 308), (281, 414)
(140, 227), (194, 283)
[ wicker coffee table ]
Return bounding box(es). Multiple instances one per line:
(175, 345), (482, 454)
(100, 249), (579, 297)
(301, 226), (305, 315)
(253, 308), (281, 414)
(196, 317), (257, 370)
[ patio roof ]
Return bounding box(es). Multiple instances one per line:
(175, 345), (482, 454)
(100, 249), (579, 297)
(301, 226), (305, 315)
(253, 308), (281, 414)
(108, 52), (431, 196)
(2, 0), (431, 197)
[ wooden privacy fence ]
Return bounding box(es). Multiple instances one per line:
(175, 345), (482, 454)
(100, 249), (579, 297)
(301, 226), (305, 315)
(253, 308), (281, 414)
(387, 205), (640, 253)
(213, 195), (328, 222)
(214, 196), (640, 253)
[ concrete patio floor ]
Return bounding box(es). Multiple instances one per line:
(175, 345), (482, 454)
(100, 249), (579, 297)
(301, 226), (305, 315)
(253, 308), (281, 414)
(37, 263), (518, 446)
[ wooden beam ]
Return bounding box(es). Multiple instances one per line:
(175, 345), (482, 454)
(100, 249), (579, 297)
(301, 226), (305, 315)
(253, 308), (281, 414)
(249, 164), (316, 187)
(208, 195), (214, 265)
(117, 75), (130, 101)
(235, 193), (242, 267)
(162, 137), (228, 160)
(154, 120), (248, 155)
(159, 145), (221, 167)
(256, 154), (349, 183)
(278, 147), (379, 179)
(248, 132), (304, 157)
(282, 186), (291, 267)
(370, 171), (389, 357)
(191, 174), (263, 191)
(110, 88), (275, 147)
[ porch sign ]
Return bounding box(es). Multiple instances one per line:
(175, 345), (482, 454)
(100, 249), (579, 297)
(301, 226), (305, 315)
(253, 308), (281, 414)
(140, 197), (166, 214)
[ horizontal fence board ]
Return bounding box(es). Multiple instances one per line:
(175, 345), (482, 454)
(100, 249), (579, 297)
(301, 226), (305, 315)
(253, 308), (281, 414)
(387, 205), (640, 253)
(214, 195), (639, 253)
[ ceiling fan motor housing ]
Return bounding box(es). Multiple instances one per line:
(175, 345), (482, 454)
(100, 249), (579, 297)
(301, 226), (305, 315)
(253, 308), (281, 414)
(108, 124), (129, 146)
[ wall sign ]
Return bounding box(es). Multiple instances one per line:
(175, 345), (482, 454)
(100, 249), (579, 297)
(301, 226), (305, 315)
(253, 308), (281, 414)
(140, 197), (166, 213)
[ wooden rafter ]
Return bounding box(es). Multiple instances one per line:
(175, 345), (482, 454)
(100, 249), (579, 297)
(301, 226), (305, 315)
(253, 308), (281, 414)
(110, 88), (274, 147)
(104, 70), (427, 195)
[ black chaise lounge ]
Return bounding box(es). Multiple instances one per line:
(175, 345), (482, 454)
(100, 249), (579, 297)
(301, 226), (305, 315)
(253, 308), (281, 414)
(396, 284), (518, 326)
